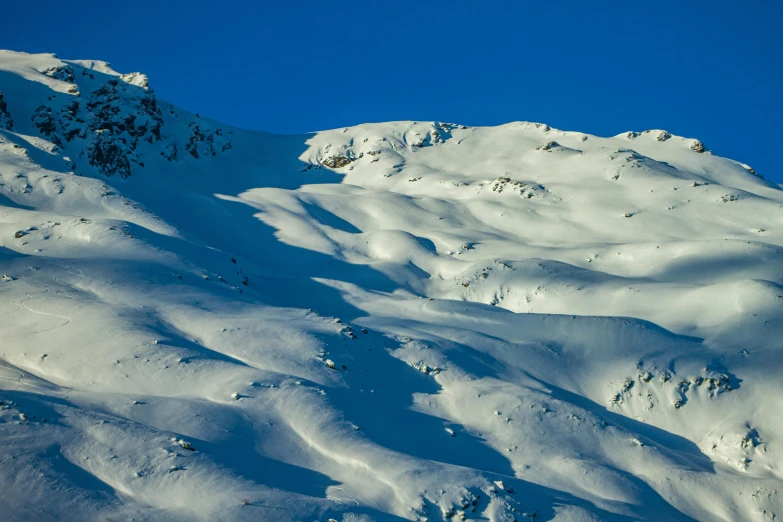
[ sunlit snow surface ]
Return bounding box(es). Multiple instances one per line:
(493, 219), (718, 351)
(1, 51), (782, 521)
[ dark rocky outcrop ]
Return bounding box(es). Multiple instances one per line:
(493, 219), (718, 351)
(21, 64), (231, 178)
(86, 79), (164, 144)
(31, 105), (57, 137)
(85, 131), (131, 178)
(0, 91), (14, 130)
(42, 65), (75, 83)
(536, 141), (560, 151)
(322, 154), (353, 168)
(186, 121), (225, 159)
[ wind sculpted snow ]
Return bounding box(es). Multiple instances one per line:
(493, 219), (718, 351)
(0, 51), (782, 522)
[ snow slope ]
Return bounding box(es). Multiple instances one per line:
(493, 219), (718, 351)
(1, 50), (782, 522)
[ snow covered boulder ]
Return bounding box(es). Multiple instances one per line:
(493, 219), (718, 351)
(120, 72), (150, 90)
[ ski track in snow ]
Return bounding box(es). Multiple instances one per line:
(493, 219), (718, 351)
(21, 290), (72, 326)
(0, 50), (781, 522)
(0, 287), (72, 340)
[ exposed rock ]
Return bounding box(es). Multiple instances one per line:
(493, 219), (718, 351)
(41, 65), (75, 83)
(412, 361), (442, 375)
(536, 141), (559, 151)
(690, 140), (705, 153)
(176, 439), (195, 451)
(120, 72), (150, 90)
(411, 125), (447, 148)
(85, 131), (131, 178)
(740, 429), (762, 450)
(492, 176), (528, 194)
(740, 163), (762, 178)
(657, 131), (672, 142)
(322, 154), (353, 168)
(87, 79), (164, 144)
(0, 91), (13, 130)
(60, 101), (87, 142)
(27, 76), (185, 177)
(31, 105), (57, 137)
(161, 142), (178, 161)
(613, 364), (735, 411)
(185, 121), (225, 159)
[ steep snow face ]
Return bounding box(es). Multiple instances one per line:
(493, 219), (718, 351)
(1, 50), (782, 522)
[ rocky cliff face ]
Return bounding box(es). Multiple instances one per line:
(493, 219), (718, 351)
(3, 53), (232, 179)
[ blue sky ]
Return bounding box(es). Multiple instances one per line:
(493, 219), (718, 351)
(5, 1), (782, 181)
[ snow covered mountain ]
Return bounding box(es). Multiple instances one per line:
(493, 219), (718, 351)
(1, 50), (781, 522)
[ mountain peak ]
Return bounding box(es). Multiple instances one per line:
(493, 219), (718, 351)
(0, 50), (233, 179)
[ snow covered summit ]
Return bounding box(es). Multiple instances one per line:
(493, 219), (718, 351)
(1, 50), (782, 522)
